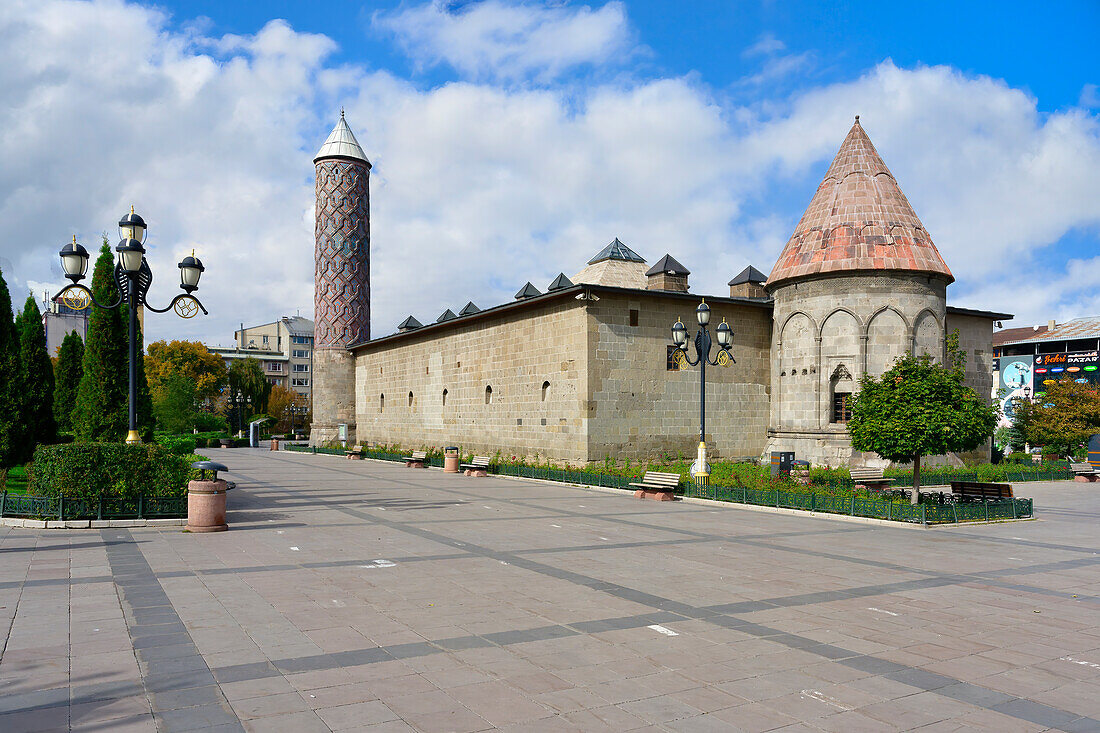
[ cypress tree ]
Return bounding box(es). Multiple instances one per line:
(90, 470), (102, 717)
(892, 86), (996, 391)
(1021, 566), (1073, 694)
(73, 239), (129, 441)
(54, 331), (84, 433)
(131, 307), (155, 441)
(16, 295), (56, 455)
(0, 268), (22, 470)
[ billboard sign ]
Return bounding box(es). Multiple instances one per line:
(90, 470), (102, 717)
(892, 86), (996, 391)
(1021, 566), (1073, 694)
(998, 356), (1033, 427)
(1034, 351), (1100, 398)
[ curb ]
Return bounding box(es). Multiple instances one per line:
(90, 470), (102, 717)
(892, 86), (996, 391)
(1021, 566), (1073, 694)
(1, 518), (187, 529)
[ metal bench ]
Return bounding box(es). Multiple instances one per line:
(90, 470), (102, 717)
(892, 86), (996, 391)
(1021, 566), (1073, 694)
(850, 467), (894, 490)
(1070, 462), (1099, 482)
(951, 481), (1013, 501)
(460, 456), (491, 477)
(629, 471), (680, 501)
(403, 450), (428, 468)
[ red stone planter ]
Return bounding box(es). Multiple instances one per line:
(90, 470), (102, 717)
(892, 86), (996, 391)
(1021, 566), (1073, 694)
(187, 479), (229, 532)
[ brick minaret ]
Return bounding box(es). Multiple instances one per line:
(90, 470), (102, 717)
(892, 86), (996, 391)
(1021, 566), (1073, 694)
(310, 112), (371, 446)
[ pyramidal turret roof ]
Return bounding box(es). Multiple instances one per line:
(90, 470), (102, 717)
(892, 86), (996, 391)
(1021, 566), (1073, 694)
(645, 253), (690, 277)
(767, 117), (952, 287)
(587, 238), (645, 265)
(314, 111), (371, 165)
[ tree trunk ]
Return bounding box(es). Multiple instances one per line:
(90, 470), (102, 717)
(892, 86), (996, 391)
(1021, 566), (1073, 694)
(911, 454), (921, 505)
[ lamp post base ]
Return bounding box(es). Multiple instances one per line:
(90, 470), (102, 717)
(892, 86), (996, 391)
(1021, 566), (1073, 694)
(125, 430), (141, 445)
(690, 441), (710, 488)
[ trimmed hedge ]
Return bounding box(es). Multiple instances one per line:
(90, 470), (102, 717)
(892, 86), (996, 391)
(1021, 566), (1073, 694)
(30, 443), (200, 500)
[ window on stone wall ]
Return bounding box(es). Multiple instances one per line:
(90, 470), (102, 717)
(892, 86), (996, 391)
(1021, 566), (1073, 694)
(442, 389), (448, 407)
(629, 309), (639, 327)
(408, 391), (414, 408)
(832, 392), (852, 423)
(485, 385), (493, 404)
(380, 394), (385, 413)
(541, 381), (550, 401)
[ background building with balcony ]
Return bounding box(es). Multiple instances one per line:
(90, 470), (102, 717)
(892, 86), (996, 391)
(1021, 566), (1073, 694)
(208, 316), (314, 401)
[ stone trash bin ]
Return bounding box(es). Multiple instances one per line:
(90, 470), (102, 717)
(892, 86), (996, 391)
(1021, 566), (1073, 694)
(443, 447), (461, 473)
(270, 438), (279, 451)
(188, 461), (232, 533)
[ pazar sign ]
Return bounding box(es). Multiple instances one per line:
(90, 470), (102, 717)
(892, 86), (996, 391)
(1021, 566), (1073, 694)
(1034, 351), (1100, 396)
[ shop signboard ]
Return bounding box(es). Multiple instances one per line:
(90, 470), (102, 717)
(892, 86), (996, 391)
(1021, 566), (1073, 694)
(1034, 351), (1100, 398)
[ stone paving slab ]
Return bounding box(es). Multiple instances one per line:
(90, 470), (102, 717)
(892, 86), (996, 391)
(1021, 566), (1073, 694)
(0, 447), (1098, 731)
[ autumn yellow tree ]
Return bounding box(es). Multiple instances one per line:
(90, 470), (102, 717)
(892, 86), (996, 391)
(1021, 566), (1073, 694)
(267, 385), (310, 434)
(146, 341), (227, 400)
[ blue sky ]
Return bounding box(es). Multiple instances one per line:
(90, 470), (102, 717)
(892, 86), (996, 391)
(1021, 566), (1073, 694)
(1, 0), (1098, 342)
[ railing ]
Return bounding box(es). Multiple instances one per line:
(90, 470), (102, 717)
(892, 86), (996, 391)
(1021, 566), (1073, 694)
(0, 493), (187, 521)
(285, 445), (1035, 524)
(680, 484), (1033, 524)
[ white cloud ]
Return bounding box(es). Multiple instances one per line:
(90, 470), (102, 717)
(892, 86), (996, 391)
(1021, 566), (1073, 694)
(743, 33), (786, 58)
(374, 0), (633, 82)
(1, 1), (1098, 346)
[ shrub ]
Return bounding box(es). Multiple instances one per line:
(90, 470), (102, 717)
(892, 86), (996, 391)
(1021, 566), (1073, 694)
(30, 443), (194, 500)
(156, 434), (197, 455)
(193, 412), (228, 433)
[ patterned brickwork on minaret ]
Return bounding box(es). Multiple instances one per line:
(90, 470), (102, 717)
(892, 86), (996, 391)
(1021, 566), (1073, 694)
(314, 157), (371, 345)
(311, 113), (371, 446)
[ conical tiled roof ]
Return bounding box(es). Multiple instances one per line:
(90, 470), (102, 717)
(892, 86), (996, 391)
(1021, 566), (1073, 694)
(314, 112), (371, 165)
(767, 117), (952, 287)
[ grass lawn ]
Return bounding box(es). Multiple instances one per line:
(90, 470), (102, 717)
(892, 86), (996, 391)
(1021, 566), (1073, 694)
(4, 466), (28, 495)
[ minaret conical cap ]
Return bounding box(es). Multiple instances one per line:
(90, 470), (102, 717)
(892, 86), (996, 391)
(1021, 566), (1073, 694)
(314, 111), (371, 166)
(766, 117), (952, 287)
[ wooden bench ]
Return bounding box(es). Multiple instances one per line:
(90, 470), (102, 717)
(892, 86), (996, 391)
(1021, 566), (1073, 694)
(850, 467), (894, 490)
(345, 445), (366, 459)
(460, 456), (491, 477)
(403, 450), (428, 468)
(951, 481), (1013, 501)
(629, 471), (680, 502)
(1070, 462), (1099, 482)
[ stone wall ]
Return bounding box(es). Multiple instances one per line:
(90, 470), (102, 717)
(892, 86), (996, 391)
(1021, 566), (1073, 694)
(946, 310), (996, 463)
(585, 292), (772, 462)
(353, 297), (591, 464)
(311, 348), (358, 446)
(765, 273), (948, 466)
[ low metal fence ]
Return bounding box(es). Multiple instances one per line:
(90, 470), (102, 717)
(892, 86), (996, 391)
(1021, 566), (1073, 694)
(680, 484), (1032, 524)
(0, 492), (187, 521)
(287, 445), (1035, 524)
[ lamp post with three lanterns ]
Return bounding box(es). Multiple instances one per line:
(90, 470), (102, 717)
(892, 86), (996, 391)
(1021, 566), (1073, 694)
(56, 208), (208, 444)
(671, 299), (734, 486)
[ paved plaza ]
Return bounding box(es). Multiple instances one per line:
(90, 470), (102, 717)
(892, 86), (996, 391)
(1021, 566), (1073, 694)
(1, 450), (1098, 732)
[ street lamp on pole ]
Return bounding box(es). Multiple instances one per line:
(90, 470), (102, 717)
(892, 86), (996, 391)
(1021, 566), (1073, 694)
(671, 299), (734, 486)
(54, 208), (209, 444)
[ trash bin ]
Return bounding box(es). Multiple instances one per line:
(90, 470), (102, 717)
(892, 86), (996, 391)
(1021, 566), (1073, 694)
(188, 461), (230, 532)
(444, 446), (461, 473)
(270, 438), (279, 451)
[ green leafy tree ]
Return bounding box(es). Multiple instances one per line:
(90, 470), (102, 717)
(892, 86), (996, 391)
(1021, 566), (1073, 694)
(146, 340), (227, 400)
(0, 268), (22, 473)
(72, 238), (155, 442)
(1014, 378), (1100, 458)
(73, 239), (129, 441)
(15, 295), (56, 454)
(848, 333), (998, 503)
(53, 331), (84, 432)
(153, 372), (198, 434)
(227, 357), (271, 432)
(131, 311), (155, 441)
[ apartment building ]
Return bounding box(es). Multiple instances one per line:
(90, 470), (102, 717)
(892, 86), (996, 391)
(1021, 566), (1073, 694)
(208, 316), (314, 400)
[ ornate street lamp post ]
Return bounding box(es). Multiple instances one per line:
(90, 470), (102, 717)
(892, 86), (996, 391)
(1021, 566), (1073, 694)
(55, 208), (209, 444)
(671, 299), (734, 486)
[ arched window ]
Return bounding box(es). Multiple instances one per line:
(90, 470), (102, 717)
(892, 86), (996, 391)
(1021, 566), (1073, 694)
(408, 391), (414, 408)
(485, 385), (493, 405)
(442, 388), (448, 407)
(379, 393), (385, 413)
(541, 381), (550, 402)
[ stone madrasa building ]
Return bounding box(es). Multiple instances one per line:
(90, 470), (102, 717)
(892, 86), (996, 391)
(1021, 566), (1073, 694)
(310, 114), (1009, 467)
